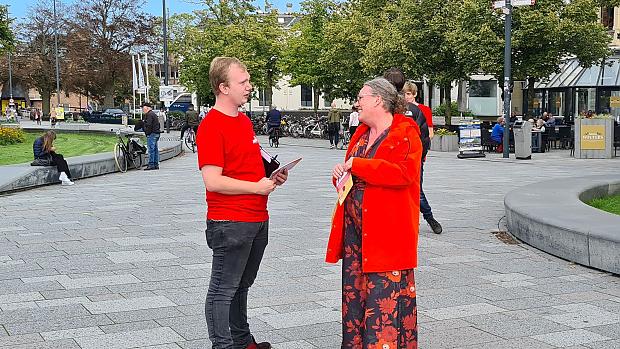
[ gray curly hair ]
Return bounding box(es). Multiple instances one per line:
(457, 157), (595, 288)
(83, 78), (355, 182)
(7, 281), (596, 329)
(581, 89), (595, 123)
(364, 77), (401, 114)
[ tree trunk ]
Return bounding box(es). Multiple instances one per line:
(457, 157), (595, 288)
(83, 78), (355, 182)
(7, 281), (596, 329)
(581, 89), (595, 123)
(41, 90), (51, 116)
(104, 86), (115, 108)
(527, 76), (535, 117)
(443, 84), (452, 125)
(313, 86), (320, 117)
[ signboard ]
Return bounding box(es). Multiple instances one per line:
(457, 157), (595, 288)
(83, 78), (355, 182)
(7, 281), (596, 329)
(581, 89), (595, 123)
(610, 96), (620, 108)
(580, 125), (605, 150)
(457, 119), (485, 158)
(493, 0), (535, 9)
(55, 106), (65, 120)
(159, 86), (174, 103)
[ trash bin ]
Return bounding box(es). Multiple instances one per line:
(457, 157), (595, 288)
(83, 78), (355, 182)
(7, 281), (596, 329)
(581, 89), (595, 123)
(513, 120), (532, 160)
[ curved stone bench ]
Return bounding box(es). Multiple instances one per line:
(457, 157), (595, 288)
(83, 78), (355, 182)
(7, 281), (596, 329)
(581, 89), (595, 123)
(0, 132), (183, 194)
(505, 175), (620, 274)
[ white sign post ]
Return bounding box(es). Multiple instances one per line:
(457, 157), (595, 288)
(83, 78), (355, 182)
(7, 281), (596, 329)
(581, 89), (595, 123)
(493, 0), (535, 9)
(159, 86), (174, 107)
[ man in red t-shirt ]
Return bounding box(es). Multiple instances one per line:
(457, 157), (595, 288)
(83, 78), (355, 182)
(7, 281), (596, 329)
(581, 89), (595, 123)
(197, 57), (287, 349)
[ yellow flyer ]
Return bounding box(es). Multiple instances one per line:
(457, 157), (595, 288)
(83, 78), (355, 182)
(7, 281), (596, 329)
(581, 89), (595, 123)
(336, 172), (353, 205)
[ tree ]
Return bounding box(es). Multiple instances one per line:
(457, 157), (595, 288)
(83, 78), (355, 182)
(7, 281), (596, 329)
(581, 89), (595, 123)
(0, 5), (14, 53)
(11, 0), (70, 115)
(454, 0), (614, 116)
(281, 0), (339, 114)
(170, 0), (283, 106)
(71, 0), (157, 107)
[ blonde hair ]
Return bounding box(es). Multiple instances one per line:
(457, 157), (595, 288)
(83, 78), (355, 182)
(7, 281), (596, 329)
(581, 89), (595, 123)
(403, 81), (418, 96)
(42, 130), (56, 152)
(209, 57), (247, 96)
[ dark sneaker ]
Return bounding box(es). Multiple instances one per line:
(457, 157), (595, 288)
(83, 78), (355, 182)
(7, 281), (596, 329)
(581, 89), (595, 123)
(144, 167), (156, 171)
(426, 217), (443, 234)
(245, 339), (271, 349)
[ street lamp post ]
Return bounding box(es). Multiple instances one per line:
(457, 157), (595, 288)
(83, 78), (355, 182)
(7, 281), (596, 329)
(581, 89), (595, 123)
(502, 0), (512, 159)
(53, 0), (61, 107)
(162, 0), (170, 133)
(5, 5), (12, 101)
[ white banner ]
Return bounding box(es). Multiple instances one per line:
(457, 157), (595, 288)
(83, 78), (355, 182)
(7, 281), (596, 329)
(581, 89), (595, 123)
(137, 55), (145, 89)
(132, 55), (138, 92)
(159, 86), (174, 103)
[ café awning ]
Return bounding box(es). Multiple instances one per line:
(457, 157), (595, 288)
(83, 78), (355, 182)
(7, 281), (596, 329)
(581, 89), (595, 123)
(534, 56), (620, 89)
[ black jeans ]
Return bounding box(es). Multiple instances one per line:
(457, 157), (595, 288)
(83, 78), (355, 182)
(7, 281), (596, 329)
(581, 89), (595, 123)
(205, 220), (269, 349)
(420, 162), (433, 220)
(328, 122), (340, 146)
(51, 152), (71, 178)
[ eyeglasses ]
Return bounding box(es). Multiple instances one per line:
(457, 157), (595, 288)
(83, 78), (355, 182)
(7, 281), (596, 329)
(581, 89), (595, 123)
(356, 94), (376, 102)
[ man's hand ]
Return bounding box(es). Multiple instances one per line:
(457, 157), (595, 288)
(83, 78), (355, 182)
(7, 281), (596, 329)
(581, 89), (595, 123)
(255, 177), (276, 195)
(273, 169), (288, 186)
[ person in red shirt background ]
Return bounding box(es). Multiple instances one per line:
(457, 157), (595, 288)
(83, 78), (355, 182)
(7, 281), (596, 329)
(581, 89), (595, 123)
(403, 81), (443, 234)
(196, 57), (288, 349)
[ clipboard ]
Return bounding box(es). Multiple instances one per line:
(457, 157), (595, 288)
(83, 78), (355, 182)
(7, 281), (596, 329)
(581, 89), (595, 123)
(269, 157), (302, 180)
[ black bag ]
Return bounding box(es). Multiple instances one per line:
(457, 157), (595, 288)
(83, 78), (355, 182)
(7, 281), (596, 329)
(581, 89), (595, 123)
(31, 155), (53, 166)
(260, 146), (280, 177)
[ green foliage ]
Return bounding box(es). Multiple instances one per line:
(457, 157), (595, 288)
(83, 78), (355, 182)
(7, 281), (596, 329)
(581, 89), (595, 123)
(588, 194), (620, 215)
(0, 6), (14, 53)
(435, 128), (457, 136)
(167, 111), (185, 120)
(281, 1), (337, 92)
(0, 131), (117, 165)
(0, 127), (25, 145)
(433, 102), (474, 118)
(170, 0), (283, 102)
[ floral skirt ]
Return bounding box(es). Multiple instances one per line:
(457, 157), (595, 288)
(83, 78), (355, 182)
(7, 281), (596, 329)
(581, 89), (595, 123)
(341, 194), (418, 348)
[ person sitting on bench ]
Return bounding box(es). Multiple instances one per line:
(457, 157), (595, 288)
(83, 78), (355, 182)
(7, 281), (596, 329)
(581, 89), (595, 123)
(32, 130), (74, 186)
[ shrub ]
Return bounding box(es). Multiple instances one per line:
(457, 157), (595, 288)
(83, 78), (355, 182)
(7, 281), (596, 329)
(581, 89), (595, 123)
(435, 128), (457, 136)
(0, 127), (26, 145)
(433, 102), (474, 117)
(167, 111), (185, 120)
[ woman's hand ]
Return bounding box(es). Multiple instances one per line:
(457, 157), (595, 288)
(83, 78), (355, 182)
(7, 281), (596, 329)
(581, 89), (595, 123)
(332, 163), (346, 181)
(344, 157), (354, 171)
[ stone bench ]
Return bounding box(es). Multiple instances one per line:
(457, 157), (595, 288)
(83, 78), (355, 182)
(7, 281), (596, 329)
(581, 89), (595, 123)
(505, 175), (620, 274)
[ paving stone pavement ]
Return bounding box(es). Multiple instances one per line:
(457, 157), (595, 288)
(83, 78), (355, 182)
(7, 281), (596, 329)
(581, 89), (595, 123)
(0, 136), (619, 349)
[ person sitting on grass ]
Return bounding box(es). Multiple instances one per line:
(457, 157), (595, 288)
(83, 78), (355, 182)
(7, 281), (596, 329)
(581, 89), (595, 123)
(32, 130), (74, 186)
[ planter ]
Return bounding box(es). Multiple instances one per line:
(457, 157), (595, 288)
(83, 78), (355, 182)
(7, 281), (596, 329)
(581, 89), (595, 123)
(574, 118), (614, 159)
(430, 135), (459, 152)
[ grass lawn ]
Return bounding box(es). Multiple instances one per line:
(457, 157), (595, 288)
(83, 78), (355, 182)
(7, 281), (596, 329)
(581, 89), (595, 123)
(0, 131), (118, 166)
(588, 195), (620, 216)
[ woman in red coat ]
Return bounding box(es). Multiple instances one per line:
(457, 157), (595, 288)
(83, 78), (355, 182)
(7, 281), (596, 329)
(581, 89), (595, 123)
(329, 77), (422, 349)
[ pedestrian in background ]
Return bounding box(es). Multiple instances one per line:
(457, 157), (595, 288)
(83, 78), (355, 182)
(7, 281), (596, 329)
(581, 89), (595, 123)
(348, 105), (359, 136)
(157, 106), (167, 133)
(142, 102), (161, 170)
(328, 101), (342, 149)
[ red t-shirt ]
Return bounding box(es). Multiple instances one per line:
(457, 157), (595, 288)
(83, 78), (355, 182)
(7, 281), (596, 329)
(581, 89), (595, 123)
(418, 103), (433, 128)
(196, 108), (268, 222)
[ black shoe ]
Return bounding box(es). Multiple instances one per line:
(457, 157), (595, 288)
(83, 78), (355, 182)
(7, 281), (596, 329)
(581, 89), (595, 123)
(144, 167), (156, 171)
(426, 217), (443, 234)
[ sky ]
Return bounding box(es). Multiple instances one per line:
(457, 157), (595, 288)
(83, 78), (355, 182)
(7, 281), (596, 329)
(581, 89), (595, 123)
(5, 0), (301, 21)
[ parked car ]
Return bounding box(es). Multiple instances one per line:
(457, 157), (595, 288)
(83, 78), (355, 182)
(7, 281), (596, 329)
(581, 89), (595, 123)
(84, 108), (128, 124)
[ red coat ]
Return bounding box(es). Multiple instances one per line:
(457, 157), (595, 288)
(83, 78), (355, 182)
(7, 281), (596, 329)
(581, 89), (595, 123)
(326, 113), (422, 273)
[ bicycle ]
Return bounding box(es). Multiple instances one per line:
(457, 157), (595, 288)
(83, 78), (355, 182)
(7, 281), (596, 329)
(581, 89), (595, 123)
(338, 129), (351, 150)
(184, 127), (196, 153)
(114, 130), (145, 172)
(268, 126), (280, 148)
